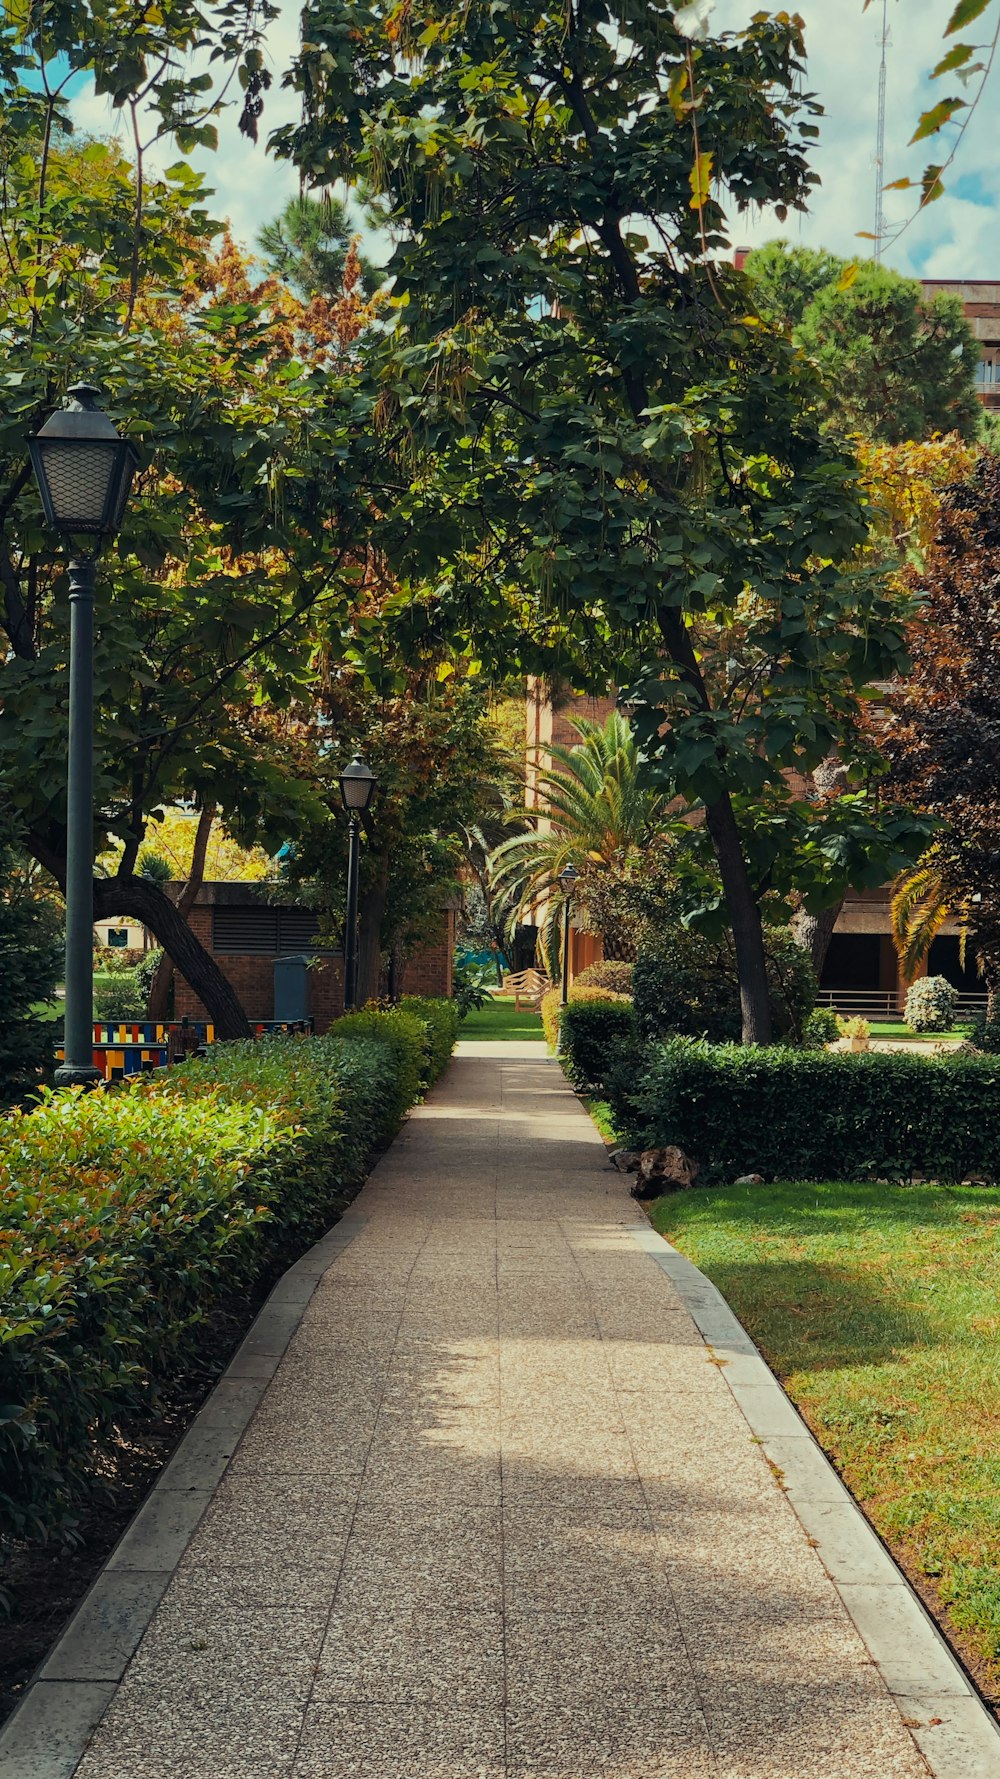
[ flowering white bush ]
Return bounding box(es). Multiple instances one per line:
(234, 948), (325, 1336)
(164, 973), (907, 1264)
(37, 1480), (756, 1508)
(905, 975), (958, 1033)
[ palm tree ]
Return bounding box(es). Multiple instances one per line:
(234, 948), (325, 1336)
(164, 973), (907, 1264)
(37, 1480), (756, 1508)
(488, 712), (669, 953)
(891, 850), (967, 982)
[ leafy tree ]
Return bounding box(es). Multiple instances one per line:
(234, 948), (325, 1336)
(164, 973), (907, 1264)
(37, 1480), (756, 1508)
(257, 193), (381, 298)
(280, 0), (929, 1042)
(745, 245), (981, 444)
(0, 814), (63, 1106)
(281, 672), (514, 1003)
(0, 64), (383, 1035)
(878, 456), (1000, 1006)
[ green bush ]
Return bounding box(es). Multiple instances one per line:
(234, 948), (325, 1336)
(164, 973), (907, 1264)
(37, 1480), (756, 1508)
(0, 822), (62, 1106)
(574, 959), (634, 994)
(93, 969), (147, 1021)
(398, 995), (460, 1080)
(331, 1007), (427, 1117)
(803, 1006), (841, 1048)
(452, 958), (493, 1017)
(559, 996), (637, 1093)
(967, 1009), (1000, 1053)
(905, 975), (958, 1033)
(608, 1038), (1000, 1183)
(0, 1025), (428, 1545)
(634, 927), (816, 1045)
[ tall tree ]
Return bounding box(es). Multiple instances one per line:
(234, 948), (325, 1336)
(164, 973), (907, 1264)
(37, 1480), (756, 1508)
(257, 193), (381, 298)
(745, 245), (981, 444)
(878, 455), (1000, 1006)
(279, 0), (927, 1042)
(0, 8), (383, 1035)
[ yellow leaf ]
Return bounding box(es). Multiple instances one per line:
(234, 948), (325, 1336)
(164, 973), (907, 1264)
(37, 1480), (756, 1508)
(435, 660), (455, 681)
(836, 261), (859, 292)
(689, 150), (713, 212)
(668, 66), (688, 122)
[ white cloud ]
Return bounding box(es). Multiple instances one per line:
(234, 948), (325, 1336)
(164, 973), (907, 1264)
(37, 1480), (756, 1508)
(714, 0), (1000, 277)
(68, 1), (998, 276)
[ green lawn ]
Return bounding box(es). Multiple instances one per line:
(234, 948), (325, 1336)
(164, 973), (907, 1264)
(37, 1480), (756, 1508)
(458, 999), (544, 1041)
(30, 1001), (62, 1023)
(650, 1176), (1000, 1704)
(869, 1021), (971, 1042)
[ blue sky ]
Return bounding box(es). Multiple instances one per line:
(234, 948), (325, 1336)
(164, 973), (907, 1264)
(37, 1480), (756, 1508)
(69, 0), (1000, 279)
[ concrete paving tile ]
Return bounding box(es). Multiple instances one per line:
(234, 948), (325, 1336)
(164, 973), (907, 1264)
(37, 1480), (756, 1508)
(790, 1496), (906, 1588)
(187, 1475), (356, 1567)
(166, 1556), (344, 1612)
(228, 1412), (373, 1479)
(505, 1607), (690, 1702)
(504, 1520), (676, 1615)
(757, 1432), (849, 1504)
(504, 1702), (714, 1777)
(292, 1702), (505, 1777)
(77, 1678), (305, 1772)
(336, 1505), (502, 1614)
(77, 1761), (287, 1779)
(704, 1694), (930, 1778)
(313, 1607), (504, 1705)
(0, 1681), (116, 1779)
(126, 1602), (327, 1692)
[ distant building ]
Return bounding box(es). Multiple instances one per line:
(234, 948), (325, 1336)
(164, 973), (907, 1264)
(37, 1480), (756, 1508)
(920, 279), (1000, 409)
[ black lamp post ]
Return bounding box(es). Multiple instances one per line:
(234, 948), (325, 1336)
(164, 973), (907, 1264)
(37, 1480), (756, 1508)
(556, 862), (579, 1052)
(339, 755), (376, 1011)
(28, 384), (138, 1087)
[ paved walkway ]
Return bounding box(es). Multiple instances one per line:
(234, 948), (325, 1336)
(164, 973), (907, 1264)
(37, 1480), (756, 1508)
(75, 1048), (932, 1779)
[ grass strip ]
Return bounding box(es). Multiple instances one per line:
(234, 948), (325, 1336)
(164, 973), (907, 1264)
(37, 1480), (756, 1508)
(650, 1176), (1000, 1706)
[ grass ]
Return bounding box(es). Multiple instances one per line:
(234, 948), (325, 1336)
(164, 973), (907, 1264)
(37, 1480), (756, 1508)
(649, 1175), (1000, 1703)
(457, 998), (544, 1041)
(869, 1021), (971, 1042)
(30, 1000), (62, 1023)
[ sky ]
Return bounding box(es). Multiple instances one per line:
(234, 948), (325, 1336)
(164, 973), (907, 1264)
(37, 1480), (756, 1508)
(69, 0), (1000, 280)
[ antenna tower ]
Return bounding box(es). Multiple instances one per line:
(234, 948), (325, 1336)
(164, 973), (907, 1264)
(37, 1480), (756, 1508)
(874, 0), (890, 260)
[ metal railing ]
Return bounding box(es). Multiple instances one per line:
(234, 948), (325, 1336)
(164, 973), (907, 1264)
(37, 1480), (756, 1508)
(816, 988), (988, 1022)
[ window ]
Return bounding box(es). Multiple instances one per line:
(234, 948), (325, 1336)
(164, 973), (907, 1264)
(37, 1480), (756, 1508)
(107, 927), (130, 948)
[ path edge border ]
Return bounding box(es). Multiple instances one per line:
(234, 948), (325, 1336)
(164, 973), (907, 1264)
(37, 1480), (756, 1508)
(627, 1219), (1000, 1779)
(0, 1207), (368, 1779)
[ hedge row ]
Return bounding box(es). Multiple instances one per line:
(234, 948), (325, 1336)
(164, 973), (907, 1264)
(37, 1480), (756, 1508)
(607, 1038), (1000, 1184)
(0, 1000), (456, 1545)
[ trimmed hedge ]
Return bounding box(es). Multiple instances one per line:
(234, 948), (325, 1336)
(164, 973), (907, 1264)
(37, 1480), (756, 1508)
(0, 1003), (457, 1545)
(608, 1038), (1000, 1184)
(399, 995), (461, 1082)
(559, 995), (636, 1092)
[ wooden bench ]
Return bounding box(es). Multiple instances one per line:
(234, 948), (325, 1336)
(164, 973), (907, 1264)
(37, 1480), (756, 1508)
(501, 968), (550, 1011)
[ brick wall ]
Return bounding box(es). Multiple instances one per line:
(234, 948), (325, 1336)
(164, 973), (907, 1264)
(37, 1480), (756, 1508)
(173, 899), (454, 1032)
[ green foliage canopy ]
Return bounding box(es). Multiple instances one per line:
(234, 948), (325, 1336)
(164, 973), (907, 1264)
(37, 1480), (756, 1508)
(278, 0), (931, 1041)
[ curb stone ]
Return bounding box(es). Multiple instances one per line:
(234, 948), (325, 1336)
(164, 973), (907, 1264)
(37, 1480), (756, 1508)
(0, 1207), (368, 1779)
(627, 1220), (1000, 1779)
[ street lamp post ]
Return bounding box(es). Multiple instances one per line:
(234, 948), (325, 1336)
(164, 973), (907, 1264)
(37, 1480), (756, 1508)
(28, 384), (138, 1087)
(339, 755), (377, 1011)
(555, 862), (579, 1054)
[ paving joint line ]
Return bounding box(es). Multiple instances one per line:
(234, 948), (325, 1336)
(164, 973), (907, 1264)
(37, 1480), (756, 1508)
(626, 1217), (1000, 1779)
(0, 1207), (369, 1779)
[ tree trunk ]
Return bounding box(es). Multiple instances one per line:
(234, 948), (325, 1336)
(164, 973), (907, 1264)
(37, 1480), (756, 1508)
(92, 875), (250, 1038)
(703, 792), (773, 1045)
(356, 851), (390, 1007)
(147, 805), (216, 1020)
(791, 899), (844, 979)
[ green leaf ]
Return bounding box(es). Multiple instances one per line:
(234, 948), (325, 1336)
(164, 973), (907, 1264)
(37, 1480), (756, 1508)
(945, 0), (993, 36)
(910, 97), (966, 144)
(932, 42), (977, 77)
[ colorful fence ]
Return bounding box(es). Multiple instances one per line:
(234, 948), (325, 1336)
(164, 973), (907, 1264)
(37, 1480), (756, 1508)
(55, 1018), (314, 1082)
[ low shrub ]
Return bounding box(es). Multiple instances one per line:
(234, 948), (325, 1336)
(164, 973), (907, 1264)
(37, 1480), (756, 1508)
(803, 1006), (840, 1048)
(398, 995), (461, 1080)
(559, 995), (637, 1093)
(608, 1038), (1000, 1184)
(540, 986), (561, 1049)
(574, 960), (634, 994)
(0, 1021), (436, 1546)
(967, 1009), (1000, 1053)
(905, 975), (959, 1033)
(93, 969), (147, 1021)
